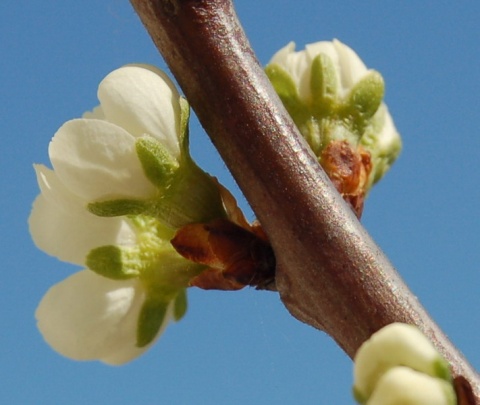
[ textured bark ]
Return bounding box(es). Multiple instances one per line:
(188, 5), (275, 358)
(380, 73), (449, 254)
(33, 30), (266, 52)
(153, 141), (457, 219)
(130, 0), (479, 400)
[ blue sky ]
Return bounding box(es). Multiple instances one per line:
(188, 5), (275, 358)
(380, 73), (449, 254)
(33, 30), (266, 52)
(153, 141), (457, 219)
(1, 1), (479, 404)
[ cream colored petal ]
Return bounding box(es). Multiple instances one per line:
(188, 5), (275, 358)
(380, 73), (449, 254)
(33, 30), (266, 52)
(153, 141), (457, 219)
(36, 270), (150, 365)
(98, 65), (181, 158)
(49, 118), (156, 201)
(82, 105), (105, 120)
(333, 39), (368, 91)
(29, 165), (136, 265)
(102, 300), (173, 365)
(305, 41), (337, 62)
(269, 41), (296, 67)
(375, 105), (401, 153)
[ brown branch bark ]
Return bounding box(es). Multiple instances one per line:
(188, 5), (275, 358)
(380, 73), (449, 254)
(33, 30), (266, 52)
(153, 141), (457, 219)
(130, 0), (479, 400)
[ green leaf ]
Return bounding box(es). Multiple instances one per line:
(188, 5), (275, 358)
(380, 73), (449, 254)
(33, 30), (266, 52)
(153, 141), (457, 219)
(87, 198), (148, 217)
(86, 245), (140, 280)
(137, 297), (169, 347)
(136, 136), (179, 189)
(173, 289), (188, 321)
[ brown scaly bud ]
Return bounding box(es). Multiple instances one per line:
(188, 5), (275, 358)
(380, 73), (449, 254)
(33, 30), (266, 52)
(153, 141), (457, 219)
(171, 179), (275, 291)
(320, 140), (372, 218)
(171, 219), (275, 290)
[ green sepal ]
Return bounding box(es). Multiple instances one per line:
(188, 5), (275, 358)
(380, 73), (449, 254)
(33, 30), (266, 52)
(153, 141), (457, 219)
(173, 289), (187, 321)
(265, 64), (308, 119)
(343, 70), (384, 128)
(178, 97), (190, 154)
(136, 296), (169, 347)
(265, 63), (299, 101)
(153, 161), (226, 228)
(87, 198), (149, 217)
(310, 53), (338, 109)
(433, 357), (453, 382)
(136, 136), (179, 189)
(352, 385), (367, 405)
(86, 245), (140, 280)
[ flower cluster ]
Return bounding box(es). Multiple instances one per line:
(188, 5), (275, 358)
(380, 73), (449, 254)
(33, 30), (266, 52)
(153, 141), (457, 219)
(353, 323), (456, 405)
(266, 40), (402, 215)
(30, 65), (229, 364)
(31, 40), (404, 367)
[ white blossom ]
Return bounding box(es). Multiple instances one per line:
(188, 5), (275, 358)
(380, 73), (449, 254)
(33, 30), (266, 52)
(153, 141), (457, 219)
(30, 65), (182, 265)
(30, 65), (192, 364)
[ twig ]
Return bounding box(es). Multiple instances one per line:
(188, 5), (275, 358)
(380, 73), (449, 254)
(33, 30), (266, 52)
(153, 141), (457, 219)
(130, 0), (479, 400)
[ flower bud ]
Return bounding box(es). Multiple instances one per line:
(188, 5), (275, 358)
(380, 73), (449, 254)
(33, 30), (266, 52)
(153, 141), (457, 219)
(266, 39), (402, 207)
(353, 323), (453, 404)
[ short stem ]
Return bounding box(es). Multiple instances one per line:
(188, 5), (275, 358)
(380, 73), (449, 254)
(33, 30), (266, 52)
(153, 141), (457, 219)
(130, 0), (479, 401)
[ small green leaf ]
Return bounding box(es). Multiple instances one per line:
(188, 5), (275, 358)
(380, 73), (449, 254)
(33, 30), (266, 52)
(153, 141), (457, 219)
(86, 245), (140, 280)
(173, 289), (188, 321)
(136, 136), (179, 189)
(310, 53), (338, 107)
(87, 198), (148, 217)
(137, 297), (169, 347)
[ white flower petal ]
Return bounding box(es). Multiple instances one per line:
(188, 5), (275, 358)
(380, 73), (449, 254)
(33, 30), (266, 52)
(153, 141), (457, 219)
(36, 270), (155, 365)
(375, 105), (401, 153)
(102, 300), (173, 366)
(34, 164), (84, 213)
(270, 42), (312, 101)
(29, 165), (136, 265)
(304, 41), (337, 62)
(82, 105), (105, 120)
(49, 118), (156, 201)
(98, 65), (181, 158)
(269, 41), (296, 66)
(333, 39), (368, 90)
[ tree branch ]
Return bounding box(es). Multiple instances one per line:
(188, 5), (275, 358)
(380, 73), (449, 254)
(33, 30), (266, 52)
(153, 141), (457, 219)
(130, 0), (479, 399)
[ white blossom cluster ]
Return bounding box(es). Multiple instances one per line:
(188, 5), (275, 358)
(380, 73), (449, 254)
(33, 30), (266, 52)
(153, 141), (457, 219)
(30, 65), (221, 364)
